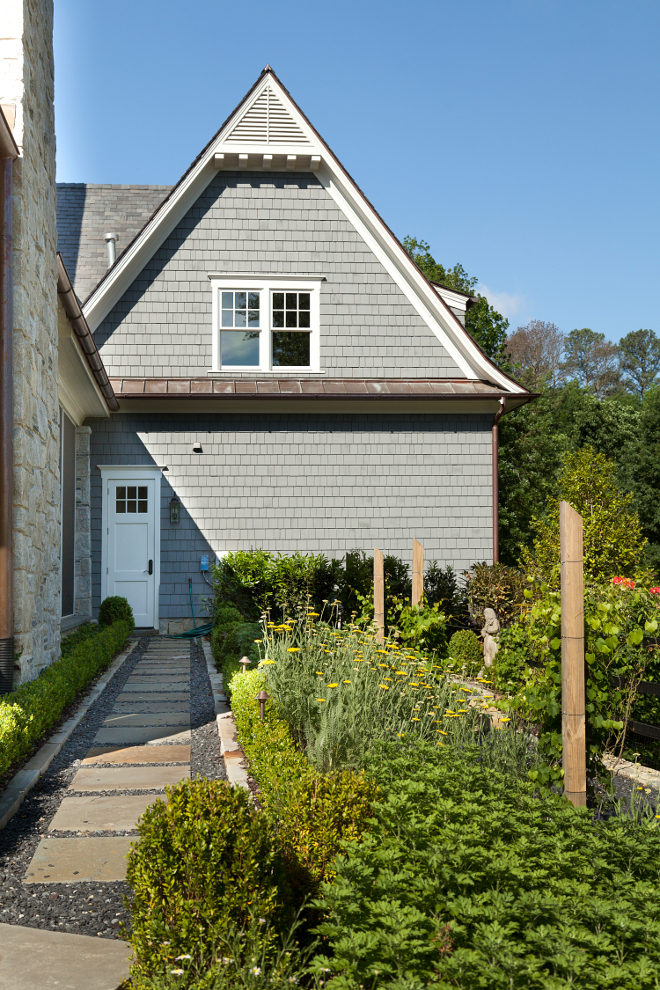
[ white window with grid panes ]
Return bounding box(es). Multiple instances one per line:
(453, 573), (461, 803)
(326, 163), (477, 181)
(209, 275), (322, 373)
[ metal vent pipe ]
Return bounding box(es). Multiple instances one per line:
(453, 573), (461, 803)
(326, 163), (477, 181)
(104, 232), (118, 268)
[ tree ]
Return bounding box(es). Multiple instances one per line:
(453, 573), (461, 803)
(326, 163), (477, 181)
(522, 447), (647, 583)
(618, 328), (660, 399)
(506, 320), (565, 390)
(563, 328), (620, 397)
(402, 236), (509, 362)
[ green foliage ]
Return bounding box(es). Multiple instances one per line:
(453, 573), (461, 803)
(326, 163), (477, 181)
(98, 596), (135, 631)
(402, 236), (509, 361)
(423, 561), (466, 620)
(212, 550), (341, 622)
(464, 560), (527, 626)
(509, 580), (659, 792)
(0, 620), (130, 776)
(259, 618), (478, 772)
(491, 622), (539, 694)
(619, 329), (660, 399)
(341, 550), (410, 619)
(447, 629), (483, 678)
(126, 778), (293, 986)
(387, 598), (448, 654)
(230, 668), (377, 899)
(60, 622), (101, 657)
(211, 603), (261, 690)
(311, 740), (660, 990)
(524, 447), (647, 583)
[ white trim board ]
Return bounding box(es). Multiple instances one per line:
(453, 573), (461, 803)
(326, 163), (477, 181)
(82, 69), (525, 396)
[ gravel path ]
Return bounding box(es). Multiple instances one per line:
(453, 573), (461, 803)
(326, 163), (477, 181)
(0, 635), (225, 940)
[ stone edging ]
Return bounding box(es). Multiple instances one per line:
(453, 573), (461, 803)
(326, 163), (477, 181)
(602, 752), (660, 793)
(0, 638), (139, 830)
(200, 639), (249, 790)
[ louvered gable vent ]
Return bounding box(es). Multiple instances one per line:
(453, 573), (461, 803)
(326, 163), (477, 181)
(225, 85), (310, 145)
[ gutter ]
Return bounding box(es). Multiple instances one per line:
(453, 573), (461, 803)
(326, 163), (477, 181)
(56, 254), (119, 412)
(491, 396), (507, 563)
(0, 105), (18, 694)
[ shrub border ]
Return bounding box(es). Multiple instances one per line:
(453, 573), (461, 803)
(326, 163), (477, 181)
(0, 635), (137, 829)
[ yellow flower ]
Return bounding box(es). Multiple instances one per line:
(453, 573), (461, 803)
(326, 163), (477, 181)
(409, 682), (420, 687)
(395, 671), (407, 676)
(383, 677), (392, 681)
(262, 659), (276, 665)
(343, 679), (351, 684)
(436, 730), (448, 735)
(500, 717), (512, 723)
(316, 698), (326, 702)
(379, 684), (390, 690)
(376, 650), (388, 654)
(411, 717), (420, 721)
(316, 672), (324, 675)
(306, 612), (320, 616)
(457, 709), (468, 714)
(327, 683), (339, 688)
(254, 639), (262, 643)
(378, 663), (389, 668)
(287, 647), (300, 652)
(445, 710), (456, 714)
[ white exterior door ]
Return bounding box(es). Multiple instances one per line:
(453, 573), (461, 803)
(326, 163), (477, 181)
(101, 470), (161, 628)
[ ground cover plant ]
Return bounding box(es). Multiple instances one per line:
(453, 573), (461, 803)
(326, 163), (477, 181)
(0, 613), (131, 777)
(312, 739), (660, 990)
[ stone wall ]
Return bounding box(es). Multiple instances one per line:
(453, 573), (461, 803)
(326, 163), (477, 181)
(0, 0), (60, 681)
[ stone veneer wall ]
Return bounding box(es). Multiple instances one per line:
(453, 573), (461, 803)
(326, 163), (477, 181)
(0, 0), (60, 681)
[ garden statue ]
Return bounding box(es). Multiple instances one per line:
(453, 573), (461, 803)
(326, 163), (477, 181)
(481, 608), (500, 667)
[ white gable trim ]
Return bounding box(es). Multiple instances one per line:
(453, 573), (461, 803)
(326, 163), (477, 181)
(82, 70), (521, 393)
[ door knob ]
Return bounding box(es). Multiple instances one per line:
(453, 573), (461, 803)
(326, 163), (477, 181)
(148, 560), (153, 575)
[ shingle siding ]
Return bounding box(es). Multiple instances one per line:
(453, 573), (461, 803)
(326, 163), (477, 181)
(88, 411), (493, 620)
(92, 171), (464, 380)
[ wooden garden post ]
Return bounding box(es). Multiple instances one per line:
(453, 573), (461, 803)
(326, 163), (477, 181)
(412, 539), (424, 607)
(560, 500), (587, 808)
(374, 547), (385, 643)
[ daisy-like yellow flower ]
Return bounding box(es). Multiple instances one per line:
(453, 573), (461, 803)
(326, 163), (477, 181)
(261, 659), (276, 665)
(343, 679), (351, 684)
(395, 671), (407, 676)
(500, 717), (512, 723)
(376, 650), (388, 654)
(316, 671), (324, 675)
(377, 663), (389, 668)
(306, 612), (320, 616)
(436, 729), (448, 735)
(287, 647), (300, 653)
(317, 698), (326, 703)
(379, 684), (390, 690)
(327, 682), (339, 688)
(411, 717), (420, 721)
(457, 709), (468, 714)
(383, 677), (392, 681)
(254, 639), (262, 643)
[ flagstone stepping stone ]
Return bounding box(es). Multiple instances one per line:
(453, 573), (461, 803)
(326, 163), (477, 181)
(69, 764), (191, 792)
(24, 836), (133, 883)
(103, 712), (191, 728)
(93, 726), (191, 746)
(82, 744), (191, 764)
(112, 702), (189, 714)
(0, 921), (132, 990)
(48, 794), (163, 832)
(130, 666), (190, 673)
(121, 679), (189, 690)
(116, 691), (189, 702)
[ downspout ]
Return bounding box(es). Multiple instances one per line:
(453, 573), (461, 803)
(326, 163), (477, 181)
(492, 396), (507, 564)
(0, 118), (18, 693)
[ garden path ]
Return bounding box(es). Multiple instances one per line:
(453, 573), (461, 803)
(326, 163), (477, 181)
(0, 636), (207, 990)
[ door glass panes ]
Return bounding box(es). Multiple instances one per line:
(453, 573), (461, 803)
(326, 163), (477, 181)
(272, 292), (310, 329)
(221, 291), (260, 328)
(116, 485), (148, 514)
(221, 331), (260, 366)
(272, 332), (311, 366)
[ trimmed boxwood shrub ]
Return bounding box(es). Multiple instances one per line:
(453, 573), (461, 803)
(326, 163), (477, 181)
(126, 778), (293, 984)
(447, 628), (483, 677)
(0, 619), (131, 777)
(98, 595), (134, 631)
(210, 602), (260, 690)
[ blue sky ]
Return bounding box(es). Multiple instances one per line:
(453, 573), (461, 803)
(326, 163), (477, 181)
(54, 0), (660, 342)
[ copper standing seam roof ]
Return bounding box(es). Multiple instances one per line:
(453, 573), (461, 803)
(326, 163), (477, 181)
(109, 378), (534, 401)
(57, 254), (119, 412)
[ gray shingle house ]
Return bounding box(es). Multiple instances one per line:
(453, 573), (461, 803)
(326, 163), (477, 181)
(57, 68), (531, 632)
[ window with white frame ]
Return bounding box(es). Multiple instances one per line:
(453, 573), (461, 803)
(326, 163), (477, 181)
(210, 276), (322, 372)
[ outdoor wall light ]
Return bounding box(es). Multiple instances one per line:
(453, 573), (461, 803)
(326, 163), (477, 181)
(193, 442), (203, 453)
(170, 496), (180, 524)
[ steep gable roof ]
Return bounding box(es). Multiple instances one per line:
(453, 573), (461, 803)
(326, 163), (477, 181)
(81, 67), (526, 394)
(57, 183), (172, 301)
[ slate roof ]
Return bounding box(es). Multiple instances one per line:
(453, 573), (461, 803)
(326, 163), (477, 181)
(109, 377), (515, 398)
(56, 183), (173, 302)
